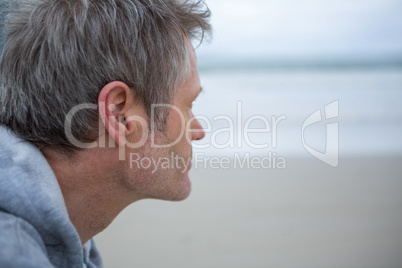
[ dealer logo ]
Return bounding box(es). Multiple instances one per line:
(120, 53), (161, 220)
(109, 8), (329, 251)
(302, 101), (339, 167)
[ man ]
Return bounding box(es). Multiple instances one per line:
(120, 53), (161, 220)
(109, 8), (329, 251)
(0, 0), (211, 267)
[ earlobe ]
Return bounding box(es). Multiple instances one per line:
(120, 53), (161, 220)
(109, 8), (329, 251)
(107, 113), (127, 147)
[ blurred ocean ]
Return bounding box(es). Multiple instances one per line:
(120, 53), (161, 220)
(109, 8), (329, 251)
(192, 67), (402, 158)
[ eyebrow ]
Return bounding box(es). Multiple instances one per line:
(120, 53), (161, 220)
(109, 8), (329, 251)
(191, 87), (203, 101)
(197, 86), (204, 97)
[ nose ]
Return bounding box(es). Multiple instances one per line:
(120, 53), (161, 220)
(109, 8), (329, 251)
(190, 117), (205, 141)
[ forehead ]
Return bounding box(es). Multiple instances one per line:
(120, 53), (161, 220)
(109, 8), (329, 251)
(174, 42), (200, 101)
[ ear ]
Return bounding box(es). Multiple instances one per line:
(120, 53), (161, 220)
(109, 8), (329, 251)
(98, 81), (136, 147)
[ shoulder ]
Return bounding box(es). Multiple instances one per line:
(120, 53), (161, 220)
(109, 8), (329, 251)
(0, 210), (54, 268)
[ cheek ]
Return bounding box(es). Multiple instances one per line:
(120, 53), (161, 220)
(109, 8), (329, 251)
(170, 124), (192, 156)
(167, 108), (190, 141)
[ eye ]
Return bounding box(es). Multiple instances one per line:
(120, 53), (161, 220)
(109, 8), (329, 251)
(189, 100), (196, 109)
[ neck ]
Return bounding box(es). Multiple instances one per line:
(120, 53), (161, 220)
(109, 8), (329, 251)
(42, 147), (143, 244)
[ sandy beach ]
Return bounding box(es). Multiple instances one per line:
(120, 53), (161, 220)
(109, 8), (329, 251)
(95, 156), (402, 268)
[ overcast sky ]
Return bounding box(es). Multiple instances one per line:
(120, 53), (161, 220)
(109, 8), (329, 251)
(197, 0), (402, 62)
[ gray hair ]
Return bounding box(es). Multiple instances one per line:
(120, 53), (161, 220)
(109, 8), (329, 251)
(0, 0), (211, 151)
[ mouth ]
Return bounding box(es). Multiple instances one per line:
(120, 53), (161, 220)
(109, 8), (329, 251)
(183, 157), (192, 173)
(188, 149), (193, 169)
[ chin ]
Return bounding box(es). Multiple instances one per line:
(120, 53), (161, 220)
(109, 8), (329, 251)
(146, 170), (192, 202)
(169, 172), (192, 201)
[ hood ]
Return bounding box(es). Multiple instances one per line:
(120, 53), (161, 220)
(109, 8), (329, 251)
(0, 126), (83, 266)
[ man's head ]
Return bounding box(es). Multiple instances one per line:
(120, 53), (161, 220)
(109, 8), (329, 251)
(96, 38), (205, 201)
(0, 0), (211, 244)
(0, 0), (211, 152)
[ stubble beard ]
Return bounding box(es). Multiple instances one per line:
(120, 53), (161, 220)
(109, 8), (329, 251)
(121, 131), (192, 201)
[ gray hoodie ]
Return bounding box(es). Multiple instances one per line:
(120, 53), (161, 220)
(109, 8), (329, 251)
(0, 126), (103, 268)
